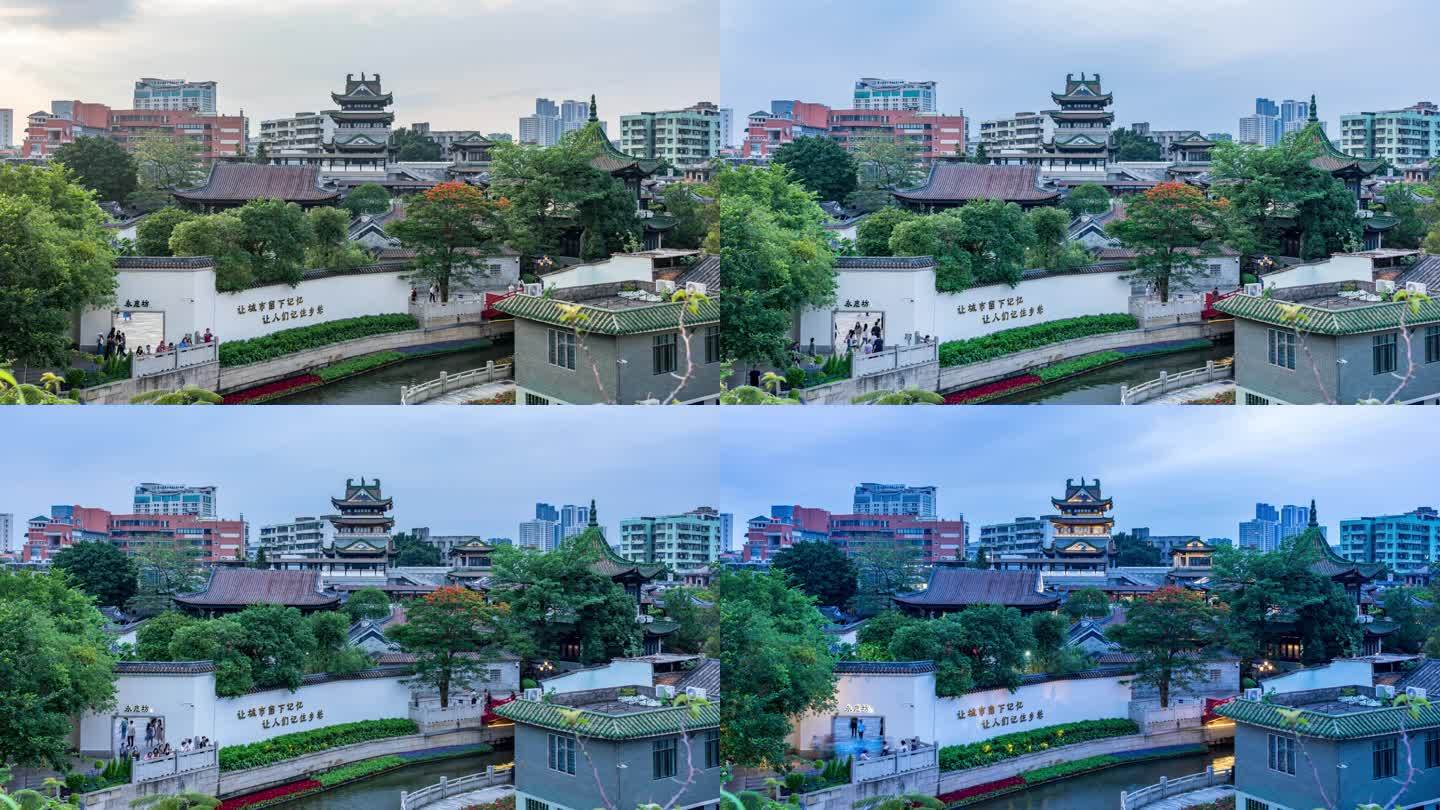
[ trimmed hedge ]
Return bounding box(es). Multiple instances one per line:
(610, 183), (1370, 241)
(937, 719), (1138, 772)
(315, 351), (406, 382)
(218, 718), (418, 771)
(1033, 351), (1124, 382)
(1021, 754), (1120, 783)
(218, 314), (419, 367)
(938, 314), (1139, 367)
(315, 755), (407, 786)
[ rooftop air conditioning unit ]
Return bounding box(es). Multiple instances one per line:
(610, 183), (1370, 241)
(523, 283), (543, 296)
(1377, 279), (1397, 294)
(685, 687), (707, 700)
(1244, 283), (1263, 296)
(1407, 686), (1428, 700)
(685, 282), (708, 295)
(1243, 688), (1262, 701)
(1378, 684), (1397, 698)
(523, 688), (542, 701)
(1407, 282), (1428, 296)
(655, 685), (676, 699)
(655, 279), (677, 294)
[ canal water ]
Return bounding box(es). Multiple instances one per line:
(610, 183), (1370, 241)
(990, 341), (1233, 405)
(268, 341), (513, 405)
(961, 747), (1233, 810)
(282, 749), (512, 810)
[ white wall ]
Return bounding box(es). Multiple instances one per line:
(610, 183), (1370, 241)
(1261, 255), (1374, 290)
(933, 675), (1132, 747)
(79, 671), (218, 755)
(1260, 660), (1374, 695)
(799, 267), (938, 352)
(541, 256), (654, 291)
(540, 661), (653, 694)
(213, 675), (413, 747)
(791, 670), (938, 752)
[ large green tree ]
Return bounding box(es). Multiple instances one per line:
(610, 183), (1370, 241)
(391, 128), (443, 161)
(1381, 587), (1428, 654)
(390, 586), (506, 707)
(236, 199), (313, 287)
(343, 587), (392, 623)
(660, 587), (717, 655)
(1063, 586), (1112, 620)
(1211, 135), (1361, 259)
(305, 206), (368, 271)
(717, 570), (836, 767)
(772, 541), (858, 609)
(1108, 586), (1224, 707)
(854, 206), (914, 256)
(851, 543), (927, 617)
(128, 542), (205, 617)
(231, 604), (315, 692)
(846, 140), (921, 212)
(136, 207), (196, 256)
(890, 200), (1035, 292)
(52, 136), (139, 202)
(888, 617), (975, 696)
(394, 532), (444, 566)
(168, 617), (253, 696)
(169, 211), (253, 291)
(490, 540), (642, 664)
(343, 183), (392, 217)
(488, 139), (639, 260)
(0, 165), (116, 367)
(131, 133), (205, 190)
(0, 571), (117, 769)
(391, 182), (505, 302)
(52, 541), (138, 608)
(1114, 532), (1163, 567)
(1063, 184), (1111, 218)
(773, 136), (858, 202)
(1109, 182), (1230, 302)
(715, 164), (835, 365)
(657, 183), (714, 250)
(1111, 127), (1163, 161)
(135, 611), (195, 659)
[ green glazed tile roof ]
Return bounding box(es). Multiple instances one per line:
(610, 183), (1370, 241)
(1215, 293), (1440, 335)
(494, 697), (719, 739)
(566, 525), (667, 581)
(494, 293), (719, 335)
(1216, 698), (1440, 739)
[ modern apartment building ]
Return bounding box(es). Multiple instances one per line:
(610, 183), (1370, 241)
(979, 112), (1055, 155)
(0, 109), (12, 149)
(827, 109), (966, 161)
(132, 483), (217, 518)
(853, 78), (937, 113)
(741, 504), (964, 563)
(257, 516), (335, 558)
(133, 78), (217, 113)
(0, 513), (13, 554)
(977, 516), (1054, 559)
(519, 98), (563, 146)
(258, 112), (336, 155)
(518, 519), (560, 551)
(619, 508), (724, 574)
(620, 101), (723, 170)
(1341, 101), (1440, 169)
(24, 505), (245, 563)
(852, 482), (937, 519)
(1340, 506), (1440, 578)
(21, 101), (110, 158)
(108, 109), (248, 159)
(559, 99), (590, 136)
(718, 107), (734, 149)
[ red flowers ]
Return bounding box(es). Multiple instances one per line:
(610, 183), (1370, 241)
(218, 778), (322, 810)
(943, 374), (1042, 404)
(222, 374), (323, 404)
(936, 776), (1026, 806)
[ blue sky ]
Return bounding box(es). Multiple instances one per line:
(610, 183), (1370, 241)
(721, 0), (1440, 140)
(0, 407), (726, 544)
(0, 0), (717, 139)
(714, 407), (1440, 546)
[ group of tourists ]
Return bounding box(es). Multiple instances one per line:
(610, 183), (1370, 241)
(97, 327), (128, 359)
(845, 320), (885, 355)
(104, 329), (215, 359)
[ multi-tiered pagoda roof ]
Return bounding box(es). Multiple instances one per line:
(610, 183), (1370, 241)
(326, 477), (395, 557)
(331, 73), (394, 107)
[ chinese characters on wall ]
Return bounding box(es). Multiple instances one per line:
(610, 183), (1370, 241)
(842, 300), (872, 309)
(122, 704), (154, 714)
(959, 699), (1044, 731)
(235, 296), (326, 327)
(236, 700), (325, 731)
(955, 295), (1045, 327)
(121, 300), (153, 309)
(842, 703), (875, 714)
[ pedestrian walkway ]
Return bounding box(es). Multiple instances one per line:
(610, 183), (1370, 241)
(1146, 379), (1234, 405)
(425, 782), (514, 810)
(425, 380), (514, 405)
(1144, 785), (1232, 809)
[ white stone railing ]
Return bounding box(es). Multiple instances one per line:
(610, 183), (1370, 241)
(1120, 359), (1233, 405)
(132, 746), (217, 784)
(852, 342), (938, 379)
(400, 764), (513, 810)
(1120, 766), (1232, 809)
(1128, 700), (1205, 734)
(410, 699), (488, 729)
(133, 342), (218, 378)
(400, 361), (513, 405)
(852, 744), (937, 783)
(1130, 294), (1206, 324)
(410, 295), (502, 322)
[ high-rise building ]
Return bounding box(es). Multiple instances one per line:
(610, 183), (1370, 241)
(1340, 102), (1440, 169)
(1280, 504), (1311, 543)
(718, 107), (734, 149)
(535, 502), (560, 522)
(1340, 507), (1440, 578)
(1280, 99), (1311, 136)
(0, 513), (12, 553)
(977, 516), (1054, 558)
(1238, 113), (1279, 147)
(560, 99), (590, 136)
(853, 78), (937, 113)
(518, 519), (559, 550)
(519, 98), (564, 146)
(1239, 502), (1315, 552)
(0, 109), (12, 149)
(257, 516), (334, 558)
(619, 508), (723, 574)
(132, 483), (217, 518)
(852, 483), (937, 519)
(620, 101), (723, 170)
(559, 503), (591, 542)
(133, 78), (217, 113)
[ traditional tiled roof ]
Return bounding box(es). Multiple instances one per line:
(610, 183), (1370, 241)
(893, 567), (1060, 610)
(174, 568), (341, 609)
(495, 696), (718, 739)
(1399, 255), (1440, 289)
(1216, 696), (1440, 739)
(115, 661), (216, 674)
(116, 256), (216, 270)
(567, 525), (667, 581)
(834, 661), (937, 675)
(570, 119), (664, 176)
(1215, 291), (1440, 335)
(1293, 527), (1385, 580)
(494, 291), (719, 336)
(173, 163), (340, 204)
(677, 658), (721, 696)
(1298, 122), (1387, 177)
(1397, 659), (1440, 693)
(835, 256), (937, 270)
(894, 163), (1060, 205)
(677, 256), (721, 290)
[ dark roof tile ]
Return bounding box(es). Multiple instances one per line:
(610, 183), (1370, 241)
(893, 567), (1060, 610)
(174, 164), (340, 204)
(894, 163), (1060, 204)
(174, 568), (341, 609)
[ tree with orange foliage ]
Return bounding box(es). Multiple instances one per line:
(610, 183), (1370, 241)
(1107, 586), (1225, 708)
(390, 181), (506, 303)
(388, 585), (507, 707)
(1109, 181), (1230, 302)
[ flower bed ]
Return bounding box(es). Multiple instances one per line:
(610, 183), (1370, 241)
(937, 776), (1025, 807)
(937, 719), (1138, 771)
(222, 373), (322, 404)
(938, 314), (1138, 367)
(218, 314), (419, 367)
(1187, 389), (1236, 405)
(467, 390), (516, 405)
(943, 374), (1042, 404)
(218, 718), (417, 771)
(218, 779), (322, 810)
(463, 795), (516, 810)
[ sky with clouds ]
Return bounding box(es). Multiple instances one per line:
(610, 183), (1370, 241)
(721, 0), (1440, 139)
(0, 407), (726, 546)
(714, 407), (1440, 546)
(0, 0), (718, 141)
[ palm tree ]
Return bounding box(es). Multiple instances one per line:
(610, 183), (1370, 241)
(0, 366), (78, 405)
(758, 371), (785, 395)
(128, 386), (223, 405)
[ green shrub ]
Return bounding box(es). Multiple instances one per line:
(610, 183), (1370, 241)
(1034, 351), (1124, 382)
(938, 315), (1139, 367)
(1021, 755), (1119, 784)
(218, 315), (419, 367)
(315, 351), (406, 382)
(316, 755), (407, 786)
(218, 718), (418, 771)
(785, 366), (807, 390)
(937, 719), (1138, 772)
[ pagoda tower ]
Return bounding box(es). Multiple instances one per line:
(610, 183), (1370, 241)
(320, 72), (394, 179)
(322, 477), (395, 581)
(1024, 72), (1114, 180)
(1042, 477), (1116, 576)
